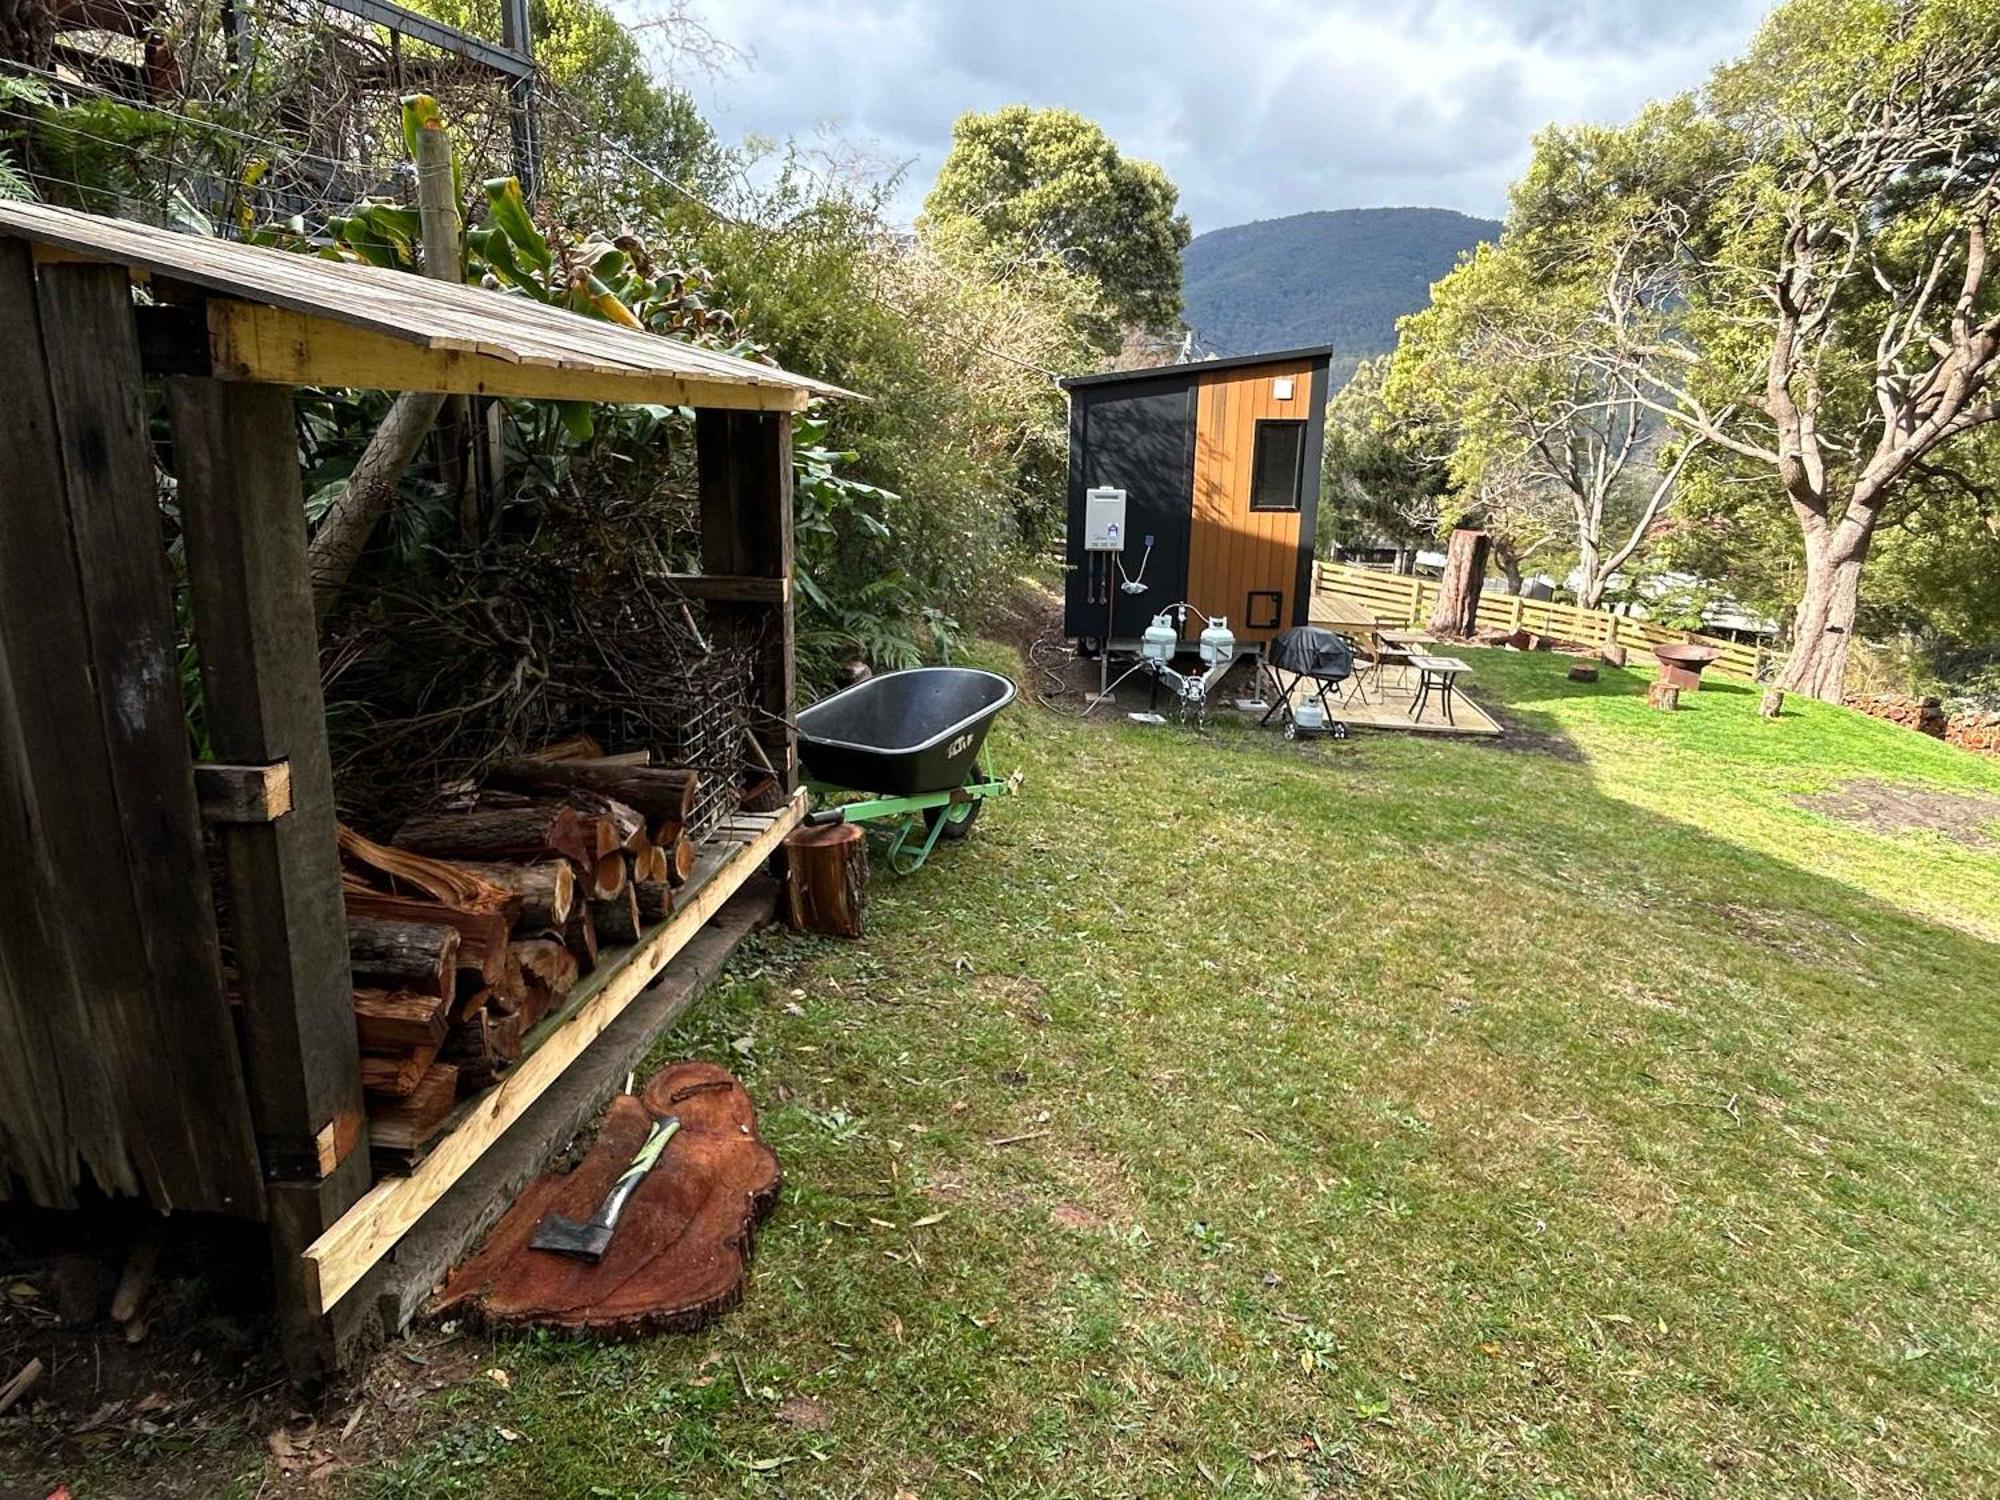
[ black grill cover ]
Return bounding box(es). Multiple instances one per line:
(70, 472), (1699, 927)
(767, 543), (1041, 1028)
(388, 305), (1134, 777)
(1268, 626), (1354, 681)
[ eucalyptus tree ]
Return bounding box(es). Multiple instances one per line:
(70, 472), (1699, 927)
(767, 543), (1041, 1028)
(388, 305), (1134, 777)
(1526, 0), (2000, 699)
(1384, 238), (1698, 608)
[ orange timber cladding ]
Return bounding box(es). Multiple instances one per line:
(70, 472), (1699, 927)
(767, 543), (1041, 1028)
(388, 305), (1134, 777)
(1185, 358), (1316, 644)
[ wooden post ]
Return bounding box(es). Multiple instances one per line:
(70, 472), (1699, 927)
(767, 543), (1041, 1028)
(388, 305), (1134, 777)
(168, 375), (372, 1380)
(1508, 594), (1524, 632)
(697, 409), (796, 791)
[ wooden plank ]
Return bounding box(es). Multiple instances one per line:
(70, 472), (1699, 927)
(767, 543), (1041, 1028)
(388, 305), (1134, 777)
(206, 301), (814, 411)
(194, 760), (294, 823)
(697, 410), (798, 787)
(0, 240), (118, 1211)
(0, 249), (264, 1217)
(0, 203), (849, 404)
(302, 795), (805, 1315)
(659, 572), (791, 605)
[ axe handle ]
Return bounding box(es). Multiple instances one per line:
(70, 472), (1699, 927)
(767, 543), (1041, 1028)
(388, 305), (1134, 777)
(590, 1114), (681, 1233)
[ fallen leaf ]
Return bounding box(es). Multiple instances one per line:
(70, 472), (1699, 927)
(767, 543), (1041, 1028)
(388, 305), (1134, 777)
(486, 1367), (512, 1391)
(910, 1212), (949, 1228)
(776, 1396), (831, 1431)
(497, 1426), (524, 1442)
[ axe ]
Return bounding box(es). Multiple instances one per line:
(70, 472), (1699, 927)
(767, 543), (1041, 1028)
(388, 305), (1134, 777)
(530, 1113), (681, 1261)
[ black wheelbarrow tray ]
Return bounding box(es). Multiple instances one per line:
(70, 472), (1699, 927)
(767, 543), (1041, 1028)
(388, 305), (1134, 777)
(797, 666), (1022, 872)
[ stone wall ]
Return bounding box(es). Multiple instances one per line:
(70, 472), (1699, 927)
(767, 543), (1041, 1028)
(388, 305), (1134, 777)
(1845, 692), (1999, 755)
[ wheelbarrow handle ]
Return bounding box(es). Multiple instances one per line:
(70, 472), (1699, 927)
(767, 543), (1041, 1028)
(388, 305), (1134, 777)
(804, 807), (847, 827)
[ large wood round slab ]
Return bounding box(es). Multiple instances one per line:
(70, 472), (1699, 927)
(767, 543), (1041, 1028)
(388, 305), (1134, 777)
(431, 1061), (780, 1334)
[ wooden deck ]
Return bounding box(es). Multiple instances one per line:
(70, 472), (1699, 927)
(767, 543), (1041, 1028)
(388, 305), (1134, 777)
(1254, 668), (1502, 737)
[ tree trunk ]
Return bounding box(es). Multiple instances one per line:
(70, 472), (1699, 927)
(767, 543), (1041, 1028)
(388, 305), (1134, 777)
(1427, 528), (1490, 638)
(1777, 547), (1866, 702)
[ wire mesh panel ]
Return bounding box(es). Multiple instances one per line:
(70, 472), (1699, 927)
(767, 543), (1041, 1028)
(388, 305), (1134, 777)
(608, 641), (752, 843)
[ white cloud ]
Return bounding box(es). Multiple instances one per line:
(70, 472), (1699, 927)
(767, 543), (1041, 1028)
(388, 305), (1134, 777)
(659, 0), (1767, 232)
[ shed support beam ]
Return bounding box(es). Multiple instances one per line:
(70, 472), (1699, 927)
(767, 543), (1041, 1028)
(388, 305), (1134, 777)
(167, 377), (373, 1380)
(696, 410), (797, 790)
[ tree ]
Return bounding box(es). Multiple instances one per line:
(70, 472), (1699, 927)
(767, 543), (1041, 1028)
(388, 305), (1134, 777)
(1384, 237), (1699, 610)
(1527, 0), (2000, 699)
(920, 105), (1189, 337)
(1319, 356), (1451, 569)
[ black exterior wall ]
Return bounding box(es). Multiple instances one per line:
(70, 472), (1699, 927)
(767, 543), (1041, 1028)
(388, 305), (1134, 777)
(1063, 376), (1197, 641)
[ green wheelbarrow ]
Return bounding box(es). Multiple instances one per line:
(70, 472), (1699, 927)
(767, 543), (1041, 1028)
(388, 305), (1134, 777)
(797, 667), (1023, 873)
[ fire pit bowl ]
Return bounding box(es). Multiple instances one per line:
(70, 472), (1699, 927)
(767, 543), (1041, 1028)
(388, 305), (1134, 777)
(1652, 643), (1722, 691)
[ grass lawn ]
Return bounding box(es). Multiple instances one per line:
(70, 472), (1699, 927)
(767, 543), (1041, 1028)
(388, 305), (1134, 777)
(64, 645), (2000, 1496)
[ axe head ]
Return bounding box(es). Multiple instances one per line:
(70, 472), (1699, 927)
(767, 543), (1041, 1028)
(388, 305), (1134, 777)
(529, 1212), (615, 1261)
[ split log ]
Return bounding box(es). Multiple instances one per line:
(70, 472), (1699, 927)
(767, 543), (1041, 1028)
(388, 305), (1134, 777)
(1600, 644), (1629, 669)
(590, 887), (643, 946)
(590, 853), (629, 901)
(783, 823), (868, 939)
(367, 1063), (461, 1166)
(342, 889), (510, 986)
(652, 823), (696, 886)
(432, 1061), (780, 1333)
(360, 1041), (441, 1099)
(528, 734), (605, 761)
(443, 1005), (522, 1092)
(635, 878), (674, 925)
(1647, 681), (1681, 712)
(394, 804), (602, 872)
(353, 988), (451, 1051)
(561, 789), (647, 853)
(1759, 688), (1785, 720)
(506, 938), (578, 1024)
(452, 859), (574, 929)
(563, 901), (598, 974)
(337, 824), (512, 912)
(348, 917), (459, 1001)
(484, 758), (699, 824)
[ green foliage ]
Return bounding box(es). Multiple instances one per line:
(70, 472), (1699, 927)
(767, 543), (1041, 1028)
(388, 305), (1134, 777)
(1183, 208), (1498, 376)
(921, 104), (1189, 337)
(697, 158), (1099, 677)
(407, 0), (728, 226)
(1318, 356), (1451, 557)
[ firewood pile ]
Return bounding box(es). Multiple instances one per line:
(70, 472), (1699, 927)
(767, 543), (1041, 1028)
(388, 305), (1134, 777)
(337, 738), (704, 1171)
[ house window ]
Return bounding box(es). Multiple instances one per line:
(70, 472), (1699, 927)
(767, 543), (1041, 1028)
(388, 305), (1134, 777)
(1249, 420), (1305, 511)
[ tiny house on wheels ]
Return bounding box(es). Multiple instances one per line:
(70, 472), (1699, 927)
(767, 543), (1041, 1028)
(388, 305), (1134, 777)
(1062, 346), (1332, 654)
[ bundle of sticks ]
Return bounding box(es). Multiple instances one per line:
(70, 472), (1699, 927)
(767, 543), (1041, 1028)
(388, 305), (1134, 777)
(340, 738), (702, 1170)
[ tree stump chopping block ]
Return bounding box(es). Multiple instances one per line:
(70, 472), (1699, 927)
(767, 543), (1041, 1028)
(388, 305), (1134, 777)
(430, 1061), (780, 1334)
(783, 822), (867, 939)
(1567, 663), (1599, 683)
(1647, 681), (1681, 712)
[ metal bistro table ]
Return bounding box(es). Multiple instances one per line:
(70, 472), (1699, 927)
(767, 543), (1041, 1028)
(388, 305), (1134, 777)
(1407, 654), (1471, 724)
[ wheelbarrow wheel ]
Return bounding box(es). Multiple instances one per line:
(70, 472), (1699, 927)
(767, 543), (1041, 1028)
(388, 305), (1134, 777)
(923, 796), (982, 842)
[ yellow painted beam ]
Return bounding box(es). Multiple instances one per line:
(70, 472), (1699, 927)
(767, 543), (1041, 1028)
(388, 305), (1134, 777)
(205, 301), (812, 412)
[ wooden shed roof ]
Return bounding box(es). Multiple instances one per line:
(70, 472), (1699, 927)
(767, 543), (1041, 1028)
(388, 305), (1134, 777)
(0, 201), (850, 411)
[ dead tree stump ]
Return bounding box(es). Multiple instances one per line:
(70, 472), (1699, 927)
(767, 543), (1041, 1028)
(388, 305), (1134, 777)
(1427, 527), (1491, 638)
(1647, 681), (1681, 712)
(783, 823), (868, 938)
(1759, 688), (1785, 719)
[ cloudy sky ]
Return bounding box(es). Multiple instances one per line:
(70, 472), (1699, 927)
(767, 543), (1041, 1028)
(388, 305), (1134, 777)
(664, 0), (1767, 234)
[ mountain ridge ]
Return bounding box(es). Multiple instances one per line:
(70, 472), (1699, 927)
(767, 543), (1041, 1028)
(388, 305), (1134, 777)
(1181, 206), (1500, 383)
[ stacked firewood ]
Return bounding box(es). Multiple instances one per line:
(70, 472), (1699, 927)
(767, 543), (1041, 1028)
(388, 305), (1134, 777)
(338, 740), (702, 1170)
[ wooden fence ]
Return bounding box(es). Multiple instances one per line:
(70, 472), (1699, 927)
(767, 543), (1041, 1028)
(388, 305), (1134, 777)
(1311, 560), (1768, 680)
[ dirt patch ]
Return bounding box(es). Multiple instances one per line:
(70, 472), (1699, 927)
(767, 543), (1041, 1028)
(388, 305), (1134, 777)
(1794, 778), (2000, 849)
(974, 974), (1052, 1025)
(1050, 1203), (1102, 1231)
(776, 1395), (832, 1431)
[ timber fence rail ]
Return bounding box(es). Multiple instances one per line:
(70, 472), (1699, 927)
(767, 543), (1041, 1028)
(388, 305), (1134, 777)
(1312, 560), (1768, 681)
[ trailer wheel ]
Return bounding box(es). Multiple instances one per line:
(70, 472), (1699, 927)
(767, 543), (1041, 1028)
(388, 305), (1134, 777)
(924, 797), (982, 841)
